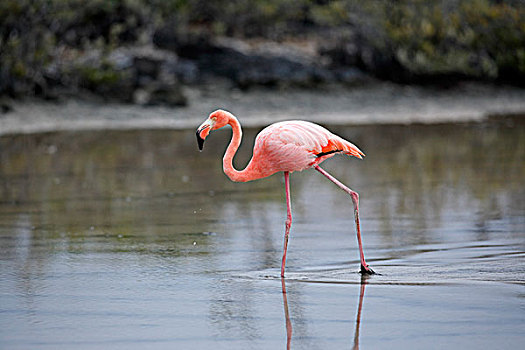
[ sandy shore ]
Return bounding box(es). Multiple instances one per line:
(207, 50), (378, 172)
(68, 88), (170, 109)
(1, 82), (524, 136)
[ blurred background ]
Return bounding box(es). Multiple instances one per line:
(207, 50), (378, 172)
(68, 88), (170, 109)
(1, 2), (525, 349)
(1, 0), (524, 108)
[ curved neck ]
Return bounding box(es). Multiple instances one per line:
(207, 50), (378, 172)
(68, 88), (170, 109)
(223, 115), (252, 182)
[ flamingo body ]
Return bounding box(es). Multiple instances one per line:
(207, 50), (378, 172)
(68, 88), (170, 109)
(197, 109), (374, 276)
(251, 120), (364, 177)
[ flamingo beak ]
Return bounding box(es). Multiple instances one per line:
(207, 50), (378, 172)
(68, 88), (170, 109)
(196, 124), (211, 151)
(196, 130), (205, 150)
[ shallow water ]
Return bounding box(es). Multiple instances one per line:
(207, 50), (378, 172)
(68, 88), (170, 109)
(1, 119), (524, 349)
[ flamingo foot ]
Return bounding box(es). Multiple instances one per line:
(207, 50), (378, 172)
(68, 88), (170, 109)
(360, 264), (376, 275)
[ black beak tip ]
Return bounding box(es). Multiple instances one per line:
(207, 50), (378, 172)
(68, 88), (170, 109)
(196, 131), (205, 151)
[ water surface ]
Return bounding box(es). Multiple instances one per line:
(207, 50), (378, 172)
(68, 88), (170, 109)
(1, 119), (524, 349)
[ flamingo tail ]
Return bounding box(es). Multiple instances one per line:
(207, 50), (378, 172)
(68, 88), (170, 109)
(317, 138), (365, 160)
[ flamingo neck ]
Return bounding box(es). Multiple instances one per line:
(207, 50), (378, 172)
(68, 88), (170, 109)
(222, 115), (255, 182)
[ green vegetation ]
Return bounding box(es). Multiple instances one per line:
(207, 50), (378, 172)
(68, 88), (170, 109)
(1, 0), (524, 99)
(0, 0), (150, 97)
(382, 0), (525, 79)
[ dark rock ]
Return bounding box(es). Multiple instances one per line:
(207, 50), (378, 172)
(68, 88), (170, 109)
(319, 33), (409, 83)
(0, 99), (13, 114)
(133, 83), (187, 106)
(134, 56), (160, 80)
(153, 26), (217, 59)
(149, 84), (187, 106)
(332, 67), (370, 86)
(47, 46), (190, 104)
(154, 25), (338, 88)
(157, 34), (333, 88)
(233, 54), (332, 88)
(169, 59), (199, 84)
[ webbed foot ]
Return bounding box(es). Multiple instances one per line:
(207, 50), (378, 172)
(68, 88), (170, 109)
(360, 264), (376, 275)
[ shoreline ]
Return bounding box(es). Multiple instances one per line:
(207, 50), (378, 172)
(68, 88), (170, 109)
(1, 82), (524, 136)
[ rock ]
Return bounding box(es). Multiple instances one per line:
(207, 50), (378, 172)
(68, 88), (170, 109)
(332, 67), (370, 86)
(167, 59), (199, 84)
(109, 45), (180, 84)
(319, 32), (408, 83)
(0, 98), (13, 114)
(153, 26), (216, 59)
(134, 56), (160, 81)
(50, 45), (189, 105)
(148, 83), (187, 106)
(132, 83), (187, 106)
(156, 31), (335, 88)
(234, 54), (334, 88)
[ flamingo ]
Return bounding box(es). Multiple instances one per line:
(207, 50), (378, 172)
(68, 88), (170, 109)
(196, 109), (375, 276)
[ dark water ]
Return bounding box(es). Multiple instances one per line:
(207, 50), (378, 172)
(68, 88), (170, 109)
(1, 119), (524, 349)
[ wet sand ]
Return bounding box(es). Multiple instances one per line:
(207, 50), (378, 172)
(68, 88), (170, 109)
(1, 122), (524, 349)
(1, 82), (525, 136)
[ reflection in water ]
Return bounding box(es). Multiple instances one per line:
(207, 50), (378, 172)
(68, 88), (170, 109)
(352, 276), (369, 350)
(281, 278), (292, 350)
(280, 276), (370, 350)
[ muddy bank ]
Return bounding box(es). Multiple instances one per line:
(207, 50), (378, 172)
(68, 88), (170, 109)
(1, 82), (525, 136)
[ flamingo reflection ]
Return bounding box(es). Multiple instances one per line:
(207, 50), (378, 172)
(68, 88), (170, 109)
(280, 276), (369, 350)
(281, 278), (292, 350)
(353, 275), (369, 350)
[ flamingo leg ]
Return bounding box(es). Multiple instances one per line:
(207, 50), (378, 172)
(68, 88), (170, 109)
(281, 171), (292, 278)
(313, 165), (375, 274)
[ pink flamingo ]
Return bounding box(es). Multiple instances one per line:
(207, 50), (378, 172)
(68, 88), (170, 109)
(197, 109), (375, 276)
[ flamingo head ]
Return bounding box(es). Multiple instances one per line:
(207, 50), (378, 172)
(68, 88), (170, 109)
(196, 109), (232, 151)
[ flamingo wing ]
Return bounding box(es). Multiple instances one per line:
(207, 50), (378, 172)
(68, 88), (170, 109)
(252, 121), (364, 174)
